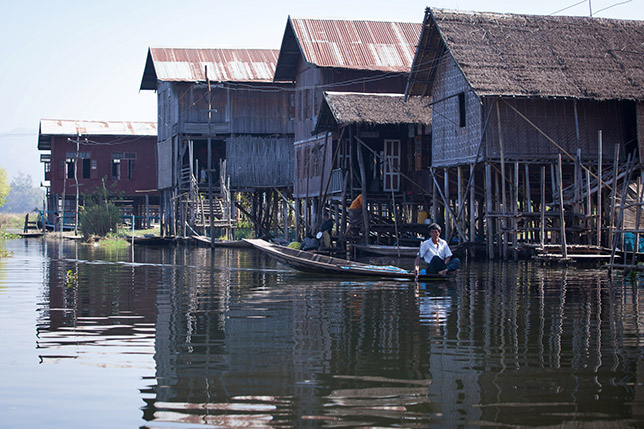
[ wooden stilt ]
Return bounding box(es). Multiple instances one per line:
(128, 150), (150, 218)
(557, 154), (568, 259)
(470, 163), (476, 247)
(609, 144), (620, 249)
(597, 131), (603, 246)
(513, 161), (519, 260)
(486, 162), (494, 259)
(540, 165), (546, 248)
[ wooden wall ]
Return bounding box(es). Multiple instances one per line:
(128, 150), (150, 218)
(484, 98), (628, 163)
(49, 134), (157, 196)
(292, 56), (409, 143)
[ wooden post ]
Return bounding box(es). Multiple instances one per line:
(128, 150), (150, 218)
(485, 163), (494, 259)
(633, 171), (644, 265)
(205, 66), (215, 248)
(470, 163), (476, 246)
(513, 161), (519, 260)
(597, 131), (603, 247)
(557, 154), (567, 259)
(609, 144), (620, 248)
(444, 167), (450, 237)
(525, 164), (532, 241)
(356, 138), (369, 245)
(496, 101), (507, 260)
(540, 165), (546, 248)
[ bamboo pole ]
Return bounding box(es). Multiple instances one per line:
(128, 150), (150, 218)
(597, 131), (603, 246)
(486, 162), (494, 259)
(513, 161), (519, 260)
(469, 163), (476, 245)
(496, 101), (507, 259)
(540, 165), (546, 248)
(557, 154), (567, 259)
(609, 144), (620, 248)
(356, 135), (369, 245)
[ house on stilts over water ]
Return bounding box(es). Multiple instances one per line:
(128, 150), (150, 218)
(312, 92), (432, 251)
(405, 8), (644, 262)
(273, 17), (424, 248)
(38, 119), (158, 231)
(140, 48), (294, 240)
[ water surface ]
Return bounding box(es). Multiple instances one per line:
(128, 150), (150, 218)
(0, 237), (642, 427)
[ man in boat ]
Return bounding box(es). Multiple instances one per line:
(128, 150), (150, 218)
(415, 223), (460, 276)
(318, 214), (333, 247)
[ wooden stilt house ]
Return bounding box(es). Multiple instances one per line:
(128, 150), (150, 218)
(37, 119), (158, 231)
(273, 17), (423, 242)
(140, 48), (294, 239)
(406, 8), (644, 260)
(312, 92), (432, 248)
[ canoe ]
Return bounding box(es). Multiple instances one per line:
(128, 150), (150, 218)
(244, 238), (451, 281)
(351, 243), (419, 257)
(131, 236), (176, 245)
(192, 235), (252, 248)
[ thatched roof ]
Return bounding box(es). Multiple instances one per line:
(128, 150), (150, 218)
(313, 92), (432, 134)
(406, 8), (644, 101)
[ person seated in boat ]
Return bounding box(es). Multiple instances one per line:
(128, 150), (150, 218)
(414, 223), (460, 277)
(318, 214), (333, 247)
(301, 234), (320, 251)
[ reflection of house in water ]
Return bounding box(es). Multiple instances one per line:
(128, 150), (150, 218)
(35, 241), (160, 366)
(426, 264), (644, 426)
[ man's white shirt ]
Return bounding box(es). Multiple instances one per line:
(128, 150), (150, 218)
(418, 238), (452, 263)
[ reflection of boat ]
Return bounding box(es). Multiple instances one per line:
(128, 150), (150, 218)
(131, 236), (176, 246)
(192, 235), (252, 248)
(351, 243), (419, 257)
(244, 238), (450, 281)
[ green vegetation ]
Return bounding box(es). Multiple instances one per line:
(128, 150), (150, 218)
(0, 213), (22, 230)
(0, 167), (9, 208)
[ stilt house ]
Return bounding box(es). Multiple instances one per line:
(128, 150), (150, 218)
(273, 17), (423, 240)
(140, 48), (294, 238)
(406, 8), (644, 260)
(37, 119), (158, 229)
(312, 91), (432, 246)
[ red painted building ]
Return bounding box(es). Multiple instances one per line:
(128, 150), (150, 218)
(38, 119), (158, 228)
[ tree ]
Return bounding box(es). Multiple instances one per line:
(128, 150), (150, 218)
(0, 167), (9, 208)
(0, 172), (43, 213)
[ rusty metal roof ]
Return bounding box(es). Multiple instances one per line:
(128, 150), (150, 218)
(274, 17), (422, 81)
(38, 119), (157, 150)
(140, 48), (280, 90)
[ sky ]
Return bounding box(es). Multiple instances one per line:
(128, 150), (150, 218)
(0, 0), (641, 185)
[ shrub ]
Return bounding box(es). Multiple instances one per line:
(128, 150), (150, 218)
(79, 202), (121, 238)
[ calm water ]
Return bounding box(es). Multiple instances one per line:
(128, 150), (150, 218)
(1, 237), (643, 428)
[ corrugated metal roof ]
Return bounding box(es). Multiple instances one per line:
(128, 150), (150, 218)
(141, 48), (279, 90)
(39, 119), (157, 137)
(274, 17), (422, 81)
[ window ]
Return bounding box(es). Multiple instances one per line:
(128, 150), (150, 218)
(127, 160), (135, 180)
(66, 160), (75, 179)
(458, 92), (466, 128)
(112, 159), (121, 180)
(82, 159), (91, 179)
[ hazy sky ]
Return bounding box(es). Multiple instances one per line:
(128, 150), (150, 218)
(0, 0), (641, 183)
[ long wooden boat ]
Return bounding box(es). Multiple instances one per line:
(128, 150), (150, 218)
(244, 238), (451, 281)
(351, 243), (419, 257)
(192, 235), (252, 248)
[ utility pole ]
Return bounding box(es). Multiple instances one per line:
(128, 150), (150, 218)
(206, 65), (215, 248)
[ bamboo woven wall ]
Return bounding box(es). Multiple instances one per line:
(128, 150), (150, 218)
(227, 135), (294, 189)
(430, 56), (482, 167)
